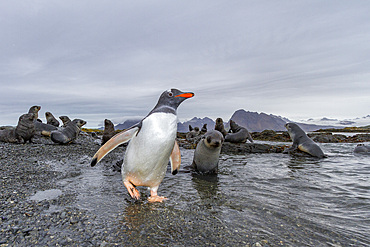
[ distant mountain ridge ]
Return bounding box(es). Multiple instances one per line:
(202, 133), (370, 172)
(177, 110), (337, 132)
(113, 109), (366, 132)
(177, 117), (215, 132)
(115, 119), (141, 130)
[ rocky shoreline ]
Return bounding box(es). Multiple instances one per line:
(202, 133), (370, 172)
(0, 133), (291, 247)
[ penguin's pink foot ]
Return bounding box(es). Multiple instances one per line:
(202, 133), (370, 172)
(148, 189), (167, 203)
(148, 195), (168, 203)
(124, 181), (140, 200)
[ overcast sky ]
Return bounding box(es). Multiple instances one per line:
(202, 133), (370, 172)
(1, 0), (369, 127)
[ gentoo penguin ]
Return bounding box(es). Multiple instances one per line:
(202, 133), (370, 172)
(91, 89), (194, 202)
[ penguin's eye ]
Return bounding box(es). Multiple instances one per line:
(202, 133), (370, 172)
(168, 92), (173, 97)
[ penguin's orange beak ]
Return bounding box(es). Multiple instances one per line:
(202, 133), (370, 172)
(175, 92), (194, 98)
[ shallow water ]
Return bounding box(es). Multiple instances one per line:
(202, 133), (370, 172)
(46, 142), (369, 246)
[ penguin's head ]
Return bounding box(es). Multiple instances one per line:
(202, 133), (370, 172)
(154, 89), (194, 112)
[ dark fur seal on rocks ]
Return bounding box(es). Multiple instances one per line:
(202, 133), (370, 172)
(192, 130), (224, 174)
(59, 116), (71, 127)
(45, 112), (60, 127)
(201, 124), (207, 134)
(284, 123), (326, 158)
(214, 118), (228, 137)
(34, 121), (58, 136)
(224, 120), (253, 143)
(51, 119), (86, 144)
(102, 119), (116, 145)
(15, 113), (37, 143)
(28, 105), (57, 136)
(0, 113), (36, 143)
(0, 128), (19, 143)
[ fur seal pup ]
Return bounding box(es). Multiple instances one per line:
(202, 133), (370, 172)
(102, 119), (116, 145)
(91, 89), (194, 202)
(186, 125), (200, 140)
(50, 119), (86, 144)
(0, 128), (18, 143)
(354, 144), (370, 154)
(45, 112), (60, 127)
(201, 124), (207, 134)
(28, 105), (41, 119)
(15, 113), (37, 143)
(284, 123), (326, 158)
(28, 105), (57, 136)
(215, 118), (228, 137)
(59, 116), (71, 127)
(224, 120), (253, 143)
(0, 113), (36, 143)
(192, 130), (224, 174)
(34, 121), (58, 136)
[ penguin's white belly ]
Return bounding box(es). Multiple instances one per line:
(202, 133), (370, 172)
(123, 112), (177, 187)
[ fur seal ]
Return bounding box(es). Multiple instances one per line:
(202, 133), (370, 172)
(28, 106), (57, 136)
(224, 120), (253, 143)
(186, 125), (200, 140)
(353, 144), (369, 154)
(0, 127), (19, 143)
(0, 113), (36, 143)
(45, 112), (60, 127)
(91, 89), (194, 202)
(34, 121), (58, 136)
(59, 116), (71, 127)
(215, 118), (228, 137)
(28, 105), (41, 119)
(102, 119), (116, 145)
(15, 113), (37, 143)
(192, 130), (224, 174)
(284, 123), (326, 158)
(201, 124), (207, 134)
(50, 119), (86, 144)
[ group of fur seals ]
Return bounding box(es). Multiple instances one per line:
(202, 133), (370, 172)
(0, 113), (36, 143)
(0, 106), (39, 144)
(186, 125), (200, 140)
(28, 106), (86, 144)
(284, 123), (326, 158)
(91, 89), (194, 202)
(225, 120), (253, 143)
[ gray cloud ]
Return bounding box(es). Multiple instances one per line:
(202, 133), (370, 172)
(1, 0), (369, 127)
